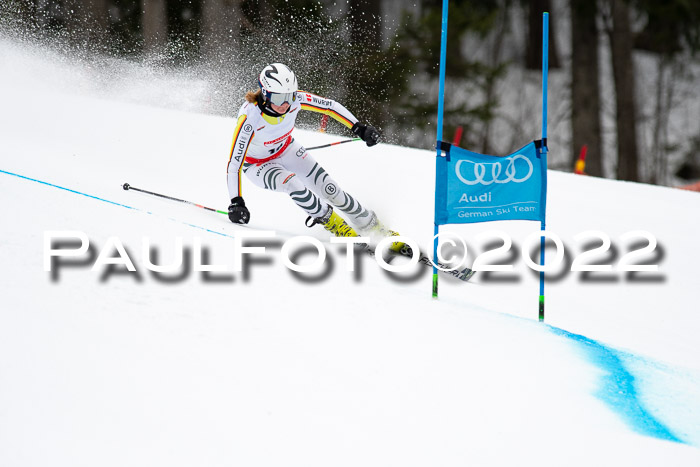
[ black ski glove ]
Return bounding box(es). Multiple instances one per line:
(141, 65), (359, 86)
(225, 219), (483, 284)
(228, 196), (250, 224)
(352, 122), (381, 147)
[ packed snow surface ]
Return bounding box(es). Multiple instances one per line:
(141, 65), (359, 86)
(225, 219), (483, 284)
(1, 38), (700, 466)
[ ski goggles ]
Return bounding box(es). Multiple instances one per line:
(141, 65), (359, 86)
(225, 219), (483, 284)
(263, 89), (295, 107)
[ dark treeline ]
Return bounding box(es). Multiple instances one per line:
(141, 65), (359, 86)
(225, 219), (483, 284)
(2, 0), (700, 186)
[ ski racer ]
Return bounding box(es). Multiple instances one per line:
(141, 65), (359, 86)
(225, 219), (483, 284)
(225, 63), (401, 247)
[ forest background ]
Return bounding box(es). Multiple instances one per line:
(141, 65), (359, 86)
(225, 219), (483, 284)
(1, 0), (699, 187)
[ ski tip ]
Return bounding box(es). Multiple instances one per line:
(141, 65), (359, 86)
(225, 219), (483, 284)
(122, 183), (130, 190)
(458, 269), (476, 282)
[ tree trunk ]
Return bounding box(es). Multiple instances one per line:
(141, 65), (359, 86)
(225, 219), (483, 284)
(525, 0), (560, 70)
(84, 0), (109, 30)
(481, 6), (508, 155)
(349, 0), (382, 53)
(608, 0), (639, 181)
(142, 0), (168, 53)
(348, 0), (383, 126)
(570, 0), (602, 176)
(650, 56), (675, 185)
(201, 0), (241, 59)
(64, 0), (109, 44)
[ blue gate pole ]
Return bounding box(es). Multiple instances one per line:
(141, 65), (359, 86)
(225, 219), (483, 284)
(539, 12), (549, 322)
(433, 0), (449, 298)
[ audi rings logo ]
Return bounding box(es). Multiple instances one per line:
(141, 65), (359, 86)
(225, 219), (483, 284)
(455, 155), (533, 186)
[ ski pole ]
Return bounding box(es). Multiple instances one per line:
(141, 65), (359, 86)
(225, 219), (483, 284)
(122, 183), (227, 215)
(306, 138), (360, 151)
(123, 139), (360, 211)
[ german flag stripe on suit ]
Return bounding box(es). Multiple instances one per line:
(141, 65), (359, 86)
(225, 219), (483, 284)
(300, 103), (354, 128)
(227, 114), (252, 197)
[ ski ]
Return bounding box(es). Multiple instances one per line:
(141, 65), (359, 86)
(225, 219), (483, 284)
(396, 244), (476, 282)
(123, 183), (475, 281)
(367, 240), (475, 282)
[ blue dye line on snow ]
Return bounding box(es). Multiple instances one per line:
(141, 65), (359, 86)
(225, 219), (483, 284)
(0, 169), (236, 239)
(1, 169), (688, 444)
(547, 325), (684, 444)
(1, 169), (139, 210)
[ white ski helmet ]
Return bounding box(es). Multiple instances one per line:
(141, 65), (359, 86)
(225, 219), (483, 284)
(258, 63), (298, 112)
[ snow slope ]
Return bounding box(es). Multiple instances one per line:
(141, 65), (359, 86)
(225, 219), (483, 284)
(1, 38), (700, 467)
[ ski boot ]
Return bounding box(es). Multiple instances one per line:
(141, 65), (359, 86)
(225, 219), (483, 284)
(361, 212), (408, 255)
(306, 207), (358, 238)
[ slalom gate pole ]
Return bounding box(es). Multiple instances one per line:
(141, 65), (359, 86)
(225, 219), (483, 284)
(122, 183), (227, 215)
(306, 138), (361, 151)
(432, 0), (449, 299)
(539, 12), (549, 322)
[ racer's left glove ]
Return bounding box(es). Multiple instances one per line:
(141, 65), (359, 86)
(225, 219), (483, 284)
(352, 122), (381, 147)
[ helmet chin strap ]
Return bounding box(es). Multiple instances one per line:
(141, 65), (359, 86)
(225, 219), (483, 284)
(256, 92), (289, 117)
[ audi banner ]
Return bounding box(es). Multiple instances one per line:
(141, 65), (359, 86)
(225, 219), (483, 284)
(434, 141), (547, 225)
